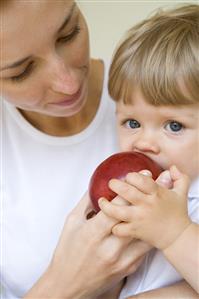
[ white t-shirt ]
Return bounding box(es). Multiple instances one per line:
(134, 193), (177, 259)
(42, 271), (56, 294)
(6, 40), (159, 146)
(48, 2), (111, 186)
(0, 61), (119, 298)
(1, 58), (198, 298)
(119, 177), (199, 298)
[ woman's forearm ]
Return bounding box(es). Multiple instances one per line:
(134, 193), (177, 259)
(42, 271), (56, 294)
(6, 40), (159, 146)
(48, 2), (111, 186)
(23, 263), (89, 299)
(127, 281), (199, 299)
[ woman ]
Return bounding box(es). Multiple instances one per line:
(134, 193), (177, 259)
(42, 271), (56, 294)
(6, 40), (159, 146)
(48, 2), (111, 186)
(0, 1), (197, 298)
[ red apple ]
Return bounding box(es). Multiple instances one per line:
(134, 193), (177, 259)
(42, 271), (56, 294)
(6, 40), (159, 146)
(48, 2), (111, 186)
(89, 152), (163, 212)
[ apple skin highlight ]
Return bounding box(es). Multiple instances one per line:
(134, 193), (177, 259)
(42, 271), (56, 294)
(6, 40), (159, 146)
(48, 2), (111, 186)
(89, 152), (163, 212)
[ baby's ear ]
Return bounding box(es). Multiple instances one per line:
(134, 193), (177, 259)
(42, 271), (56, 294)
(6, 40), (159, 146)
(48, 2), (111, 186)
(156, 170), (173, 189)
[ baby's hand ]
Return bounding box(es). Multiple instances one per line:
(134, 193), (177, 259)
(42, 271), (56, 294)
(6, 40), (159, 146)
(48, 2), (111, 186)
(99, 166), (192, 250)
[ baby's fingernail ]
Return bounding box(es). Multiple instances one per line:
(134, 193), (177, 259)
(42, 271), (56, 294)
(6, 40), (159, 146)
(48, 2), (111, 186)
(109, 178), (116, 185)
(140, 169), (152, 176)
(98, 197), (105, 205)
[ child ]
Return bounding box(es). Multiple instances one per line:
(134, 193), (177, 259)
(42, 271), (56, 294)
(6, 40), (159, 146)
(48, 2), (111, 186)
(99, 4), (199, 297)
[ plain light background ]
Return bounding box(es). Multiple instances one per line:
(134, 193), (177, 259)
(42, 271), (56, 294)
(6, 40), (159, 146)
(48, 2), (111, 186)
(77, 0), (198, 60)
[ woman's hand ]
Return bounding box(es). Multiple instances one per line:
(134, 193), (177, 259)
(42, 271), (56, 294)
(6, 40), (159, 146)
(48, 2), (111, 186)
(25, 192), (151, 299)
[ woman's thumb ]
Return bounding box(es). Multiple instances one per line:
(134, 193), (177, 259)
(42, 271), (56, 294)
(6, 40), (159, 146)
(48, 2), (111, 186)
(71, 191), (93, 220)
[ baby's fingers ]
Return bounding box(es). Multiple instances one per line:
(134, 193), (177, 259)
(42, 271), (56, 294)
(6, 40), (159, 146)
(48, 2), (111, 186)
(170, 165), (190, 196)
(156, 170), (173, 189)
(109, 179), (144, 204)
(99, 198), (133, 222)
(125, 172), (157, 194)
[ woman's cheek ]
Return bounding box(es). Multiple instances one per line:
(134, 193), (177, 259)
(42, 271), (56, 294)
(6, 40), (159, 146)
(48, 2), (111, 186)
(2, 83), (42, 108)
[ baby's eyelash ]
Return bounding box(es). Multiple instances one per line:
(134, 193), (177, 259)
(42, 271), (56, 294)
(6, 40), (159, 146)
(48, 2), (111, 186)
(164, 120), (185, 133)
(119, 118), (141, 130)
(120, 118), (131, 125)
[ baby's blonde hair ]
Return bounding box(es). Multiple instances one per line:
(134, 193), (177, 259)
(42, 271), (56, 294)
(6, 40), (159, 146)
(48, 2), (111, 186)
(108, 4), (199, 106)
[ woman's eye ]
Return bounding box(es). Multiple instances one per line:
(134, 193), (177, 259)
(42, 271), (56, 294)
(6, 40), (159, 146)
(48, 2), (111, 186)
(165, 121), (184, 132)
(57, 25), (80, 43)
(125, 119), (141, 129)
(10, 62), (34, 83)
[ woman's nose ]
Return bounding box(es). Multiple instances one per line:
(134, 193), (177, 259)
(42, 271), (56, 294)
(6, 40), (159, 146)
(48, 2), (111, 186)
(133, 132), (160, 154)
(49, 57), (79, 95)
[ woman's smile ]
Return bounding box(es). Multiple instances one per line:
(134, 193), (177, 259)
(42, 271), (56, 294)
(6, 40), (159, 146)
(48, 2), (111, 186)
(48, 84), (83, 107)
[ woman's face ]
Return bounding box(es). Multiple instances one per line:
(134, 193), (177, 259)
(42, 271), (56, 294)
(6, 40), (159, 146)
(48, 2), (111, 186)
(0, 0), (90, 117)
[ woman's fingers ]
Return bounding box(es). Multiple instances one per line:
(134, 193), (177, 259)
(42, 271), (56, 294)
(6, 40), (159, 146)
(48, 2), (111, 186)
(67, 191), (94, 227)
(72, 191), (92, 214)
(71, 193), (131, 238)
(51, 193), (152, 298)
(91, 195), (127, 236)
(97, 233), (132, 265)
(118, 239), (152, 275)
(112, 222), (134, 238)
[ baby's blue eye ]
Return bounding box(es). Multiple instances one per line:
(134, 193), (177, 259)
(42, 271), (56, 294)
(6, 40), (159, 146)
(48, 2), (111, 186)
(166, 121), (183, 132)
(126, 119), (140, 129)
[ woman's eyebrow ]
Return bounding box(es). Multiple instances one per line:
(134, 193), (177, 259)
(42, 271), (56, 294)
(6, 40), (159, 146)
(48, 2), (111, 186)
(57, 3), (76, 33)
(0, 3), (76, 72)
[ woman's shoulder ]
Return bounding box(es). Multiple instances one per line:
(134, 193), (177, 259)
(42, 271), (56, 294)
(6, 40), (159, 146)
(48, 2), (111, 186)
(90, 58), (111, 93)
(91, 58), (104, 81)
(0, 98), (7, 121)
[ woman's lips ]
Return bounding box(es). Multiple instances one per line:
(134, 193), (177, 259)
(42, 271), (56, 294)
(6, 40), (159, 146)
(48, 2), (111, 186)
(49, 86), (83, 107)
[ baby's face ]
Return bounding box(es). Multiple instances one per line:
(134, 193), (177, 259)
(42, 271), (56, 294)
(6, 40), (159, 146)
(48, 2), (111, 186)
(116, 88), (199, 181)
